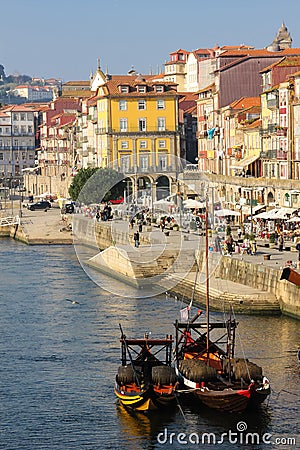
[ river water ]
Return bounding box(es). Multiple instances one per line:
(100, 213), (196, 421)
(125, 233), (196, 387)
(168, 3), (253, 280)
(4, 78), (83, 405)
(0, 239), (298, 450)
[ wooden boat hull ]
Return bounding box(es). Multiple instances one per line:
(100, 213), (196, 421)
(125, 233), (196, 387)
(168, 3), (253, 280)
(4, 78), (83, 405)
(194, 388), (250, 413)
(114, 382), (176, 412)
(176, 368), (270, 413)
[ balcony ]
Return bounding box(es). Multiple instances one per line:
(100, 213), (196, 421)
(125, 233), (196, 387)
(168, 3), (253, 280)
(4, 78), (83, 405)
(268, 150), (277, 159)
(276, 150), (288, 160)
(275, 127), (287, 137)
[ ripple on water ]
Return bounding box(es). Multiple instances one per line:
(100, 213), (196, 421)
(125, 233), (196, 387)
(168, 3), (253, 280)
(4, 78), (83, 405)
(0, 240), (299, 450)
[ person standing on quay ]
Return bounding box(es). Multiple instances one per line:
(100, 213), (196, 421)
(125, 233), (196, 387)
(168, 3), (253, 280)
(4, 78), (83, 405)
(134, 231), (140, 247)
(278, 234), (284, 252)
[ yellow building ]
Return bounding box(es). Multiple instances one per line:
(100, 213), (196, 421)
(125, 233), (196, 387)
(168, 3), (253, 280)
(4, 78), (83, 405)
(94, 71), (182, 200)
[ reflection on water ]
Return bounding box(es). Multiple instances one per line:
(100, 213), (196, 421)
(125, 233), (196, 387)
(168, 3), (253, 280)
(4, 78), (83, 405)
(0, 239), (299, 449)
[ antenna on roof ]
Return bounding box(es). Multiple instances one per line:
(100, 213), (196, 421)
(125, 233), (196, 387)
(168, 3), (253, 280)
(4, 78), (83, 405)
(97, 57), (101, 70)
(128, 66), (136, 76)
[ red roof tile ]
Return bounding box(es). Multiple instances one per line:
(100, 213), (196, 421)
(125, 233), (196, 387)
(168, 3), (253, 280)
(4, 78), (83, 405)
(230, 97), (261, 109)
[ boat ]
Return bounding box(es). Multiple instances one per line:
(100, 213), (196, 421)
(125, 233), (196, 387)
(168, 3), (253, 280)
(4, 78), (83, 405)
(174, 194), (271, 413)
(114, 324), (177, 412)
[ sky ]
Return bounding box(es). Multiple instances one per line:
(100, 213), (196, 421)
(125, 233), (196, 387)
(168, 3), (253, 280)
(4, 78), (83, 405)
(1, 0), (300, 82)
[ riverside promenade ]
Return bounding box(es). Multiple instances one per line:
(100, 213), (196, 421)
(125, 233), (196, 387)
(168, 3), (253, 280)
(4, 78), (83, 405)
(0, 206), (73, 244)
(1, 208), (299, 318)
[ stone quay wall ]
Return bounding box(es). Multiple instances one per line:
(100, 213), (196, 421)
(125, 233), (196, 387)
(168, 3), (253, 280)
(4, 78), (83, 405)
(73, 219), (299, 319)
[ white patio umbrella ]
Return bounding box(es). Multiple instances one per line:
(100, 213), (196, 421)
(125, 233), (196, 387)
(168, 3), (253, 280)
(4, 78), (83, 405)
(287, 216), (300, 222)
(183, 199), (205, 209)
(215, 209), (240, 217)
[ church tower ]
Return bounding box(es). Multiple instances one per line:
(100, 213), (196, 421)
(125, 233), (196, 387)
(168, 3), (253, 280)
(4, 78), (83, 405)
(267, 21), (292, 51)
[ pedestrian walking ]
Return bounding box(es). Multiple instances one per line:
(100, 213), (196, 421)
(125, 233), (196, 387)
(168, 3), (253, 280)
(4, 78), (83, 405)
(237, 227), (242, 240)
(215, 234), (222, 253)
(133, 231), (140, 247)
(278, 234), (284, 252)
(226, 234), (234, 254)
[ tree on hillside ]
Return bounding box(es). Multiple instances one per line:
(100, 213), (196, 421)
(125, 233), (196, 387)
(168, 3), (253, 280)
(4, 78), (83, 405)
(68, 167), (124, 204)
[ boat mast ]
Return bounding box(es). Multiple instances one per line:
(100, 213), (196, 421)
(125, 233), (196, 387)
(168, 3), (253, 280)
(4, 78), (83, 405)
(205, 191), (209, 360)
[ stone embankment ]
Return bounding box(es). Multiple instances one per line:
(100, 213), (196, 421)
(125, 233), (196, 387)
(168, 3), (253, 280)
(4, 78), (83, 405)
(1, 211), (299, 319)
(0, 208), (73, 244)
(73, 216), (298, 318)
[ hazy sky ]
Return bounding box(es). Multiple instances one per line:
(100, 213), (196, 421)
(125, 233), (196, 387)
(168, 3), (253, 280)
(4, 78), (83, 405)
(1, 0), (300, 82)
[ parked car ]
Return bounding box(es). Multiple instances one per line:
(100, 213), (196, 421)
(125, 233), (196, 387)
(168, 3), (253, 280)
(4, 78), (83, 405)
(107, 197), (124, 205)
(28, 201), (51, 211)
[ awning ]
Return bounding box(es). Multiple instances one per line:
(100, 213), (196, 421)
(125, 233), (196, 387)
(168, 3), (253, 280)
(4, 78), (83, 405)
(215, 208), (240, 217)
(255, 207), (298, 220)
(243, 204), (266, 215)
(230, 154), (260, 170)
(21, 166), (41, 172)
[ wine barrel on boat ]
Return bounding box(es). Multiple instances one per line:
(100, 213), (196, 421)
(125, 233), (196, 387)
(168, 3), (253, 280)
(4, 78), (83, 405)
(179, 359), (217, 382)
(223, 358), (263, 382)
(117, 365), (135, 384)
(151, 366), (176, 385)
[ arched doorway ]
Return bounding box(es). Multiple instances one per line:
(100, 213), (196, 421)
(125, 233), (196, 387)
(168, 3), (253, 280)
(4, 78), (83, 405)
(136, 176), (152, 206)
(267, 191), (274, 206)
(156, 175), (170, 200)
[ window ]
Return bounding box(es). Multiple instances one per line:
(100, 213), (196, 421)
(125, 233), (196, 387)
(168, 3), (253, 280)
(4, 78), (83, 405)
(21, 126), (26, 133)
(156, 85), (164, 92)
(0, 140), (2, 147)
(120, 85), (129, 93)
(14, 126), (18, 134)
(140, 155), (148, 170)
(138, 118), (146, 132)
(121, 141), (129, 149)
(157, 99), (165, 110)
(14, 139), (18, 146)
(119, 100), (127, 111)
(22, 152), (26, 160)
(158, 140), (166, 148)
(120, 118), (128, 132)
(158, 155), (167, 171)
(0, 128), (2, 134)
(0, 153), (3, 160)
(28, 126), (33, 133)
(137, 85), (146, 93)
(157, 117), (166, 131)
(13, 114), (18, 120)
(138, 100), (146, 110)
(20, 113), (26, 121)
(139, 140), (147, 149)
(29, 154), (34, 160)
(120, 155), (130, 172)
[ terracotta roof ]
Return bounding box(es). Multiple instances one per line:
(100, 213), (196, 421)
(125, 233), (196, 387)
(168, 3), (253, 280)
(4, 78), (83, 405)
(61, 90), (91, 98)
(178, 93), (197, 113)
(196, 83), (215, 94)
(170, 49), (190, 55)
(63, 81), (90, 86)
(230, 97), (261, 109)
(260, 56), (300, 73)
(244, 118), (261, 129)
(220, 45), (254, 50)
(101, 75), (178, 97)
